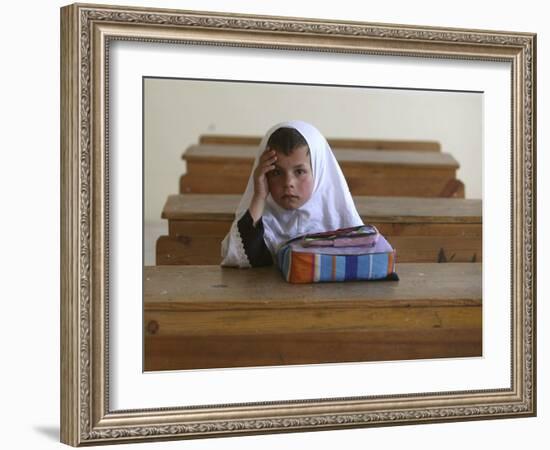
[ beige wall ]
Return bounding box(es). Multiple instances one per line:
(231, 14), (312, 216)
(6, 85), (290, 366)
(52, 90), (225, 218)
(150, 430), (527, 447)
(144, 78), (482, 225)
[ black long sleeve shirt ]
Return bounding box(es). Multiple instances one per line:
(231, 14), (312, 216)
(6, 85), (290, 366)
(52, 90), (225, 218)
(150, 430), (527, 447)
(237, 210), (273, 267)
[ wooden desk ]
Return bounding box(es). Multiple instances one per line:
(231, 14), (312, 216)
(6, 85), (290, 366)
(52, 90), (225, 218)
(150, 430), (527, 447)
(144, 263), (482, 371)
(180, 144), (464, 197)
(156, 194), (482, 265)
(199, 134), (442, 152)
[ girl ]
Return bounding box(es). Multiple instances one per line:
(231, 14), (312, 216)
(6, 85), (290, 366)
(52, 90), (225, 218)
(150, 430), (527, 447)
(221, 120), (364, 268)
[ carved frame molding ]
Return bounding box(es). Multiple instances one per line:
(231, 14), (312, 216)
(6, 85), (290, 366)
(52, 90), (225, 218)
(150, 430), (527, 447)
(61, 3), (536, 446)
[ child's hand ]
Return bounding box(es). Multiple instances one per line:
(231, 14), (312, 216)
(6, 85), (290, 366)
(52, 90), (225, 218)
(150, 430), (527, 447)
(249, 149), (277, 225)
(253, 149), (277, 200)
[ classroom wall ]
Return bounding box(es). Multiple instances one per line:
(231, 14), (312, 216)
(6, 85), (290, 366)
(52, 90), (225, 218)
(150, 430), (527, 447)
(144, 79), (483, 224)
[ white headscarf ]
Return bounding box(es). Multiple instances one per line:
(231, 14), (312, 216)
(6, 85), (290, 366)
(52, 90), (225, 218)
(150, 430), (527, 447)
(221, 120), (363, 267)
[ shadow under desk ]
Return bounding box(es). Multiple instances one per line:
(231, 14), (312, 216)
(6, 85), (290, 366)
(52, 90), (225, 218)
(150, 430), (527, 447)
(144, 263), (482, 371)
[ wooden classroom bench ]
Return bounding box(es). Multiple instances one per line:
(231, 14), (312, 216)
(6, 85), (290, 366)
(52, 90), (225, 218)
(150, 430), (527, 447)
(156, 194), (482, 265)
(144, 263), (482, 371)
(198, 134), (442, 152)
(179, 144), (464, 197)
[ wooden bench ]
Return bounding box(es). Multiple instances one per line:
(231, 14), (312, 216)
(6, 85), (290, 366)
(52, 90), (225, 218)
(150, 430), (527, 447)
(199, 134), (442, 152)
(144, 263), (482, 371)
(180, 144), (464, 198)
(156, 194), (482, 265)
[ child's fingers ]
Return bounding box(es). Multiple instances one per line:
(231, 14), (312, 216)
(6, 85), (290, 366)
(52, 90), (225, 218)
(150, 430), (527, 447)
(263, 156), (277, 168)
(259, 163), (276, 175)
(264, 153), (277, 166)
(259, 149), (277, 163)
(254, 150), (277, 182)
(256, 152), (277, 171)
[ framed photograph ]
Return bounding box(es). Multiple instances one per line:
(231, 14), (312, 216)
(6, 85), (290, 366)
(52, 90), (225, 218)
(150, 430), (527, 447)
(144, 79), (485, 372)
(61, 3), (536, 446)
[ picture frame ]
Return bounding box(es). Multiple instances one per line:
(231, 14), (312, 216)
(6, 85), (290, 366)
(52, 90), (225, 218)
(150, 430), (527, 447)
(60, 2), (536, 446)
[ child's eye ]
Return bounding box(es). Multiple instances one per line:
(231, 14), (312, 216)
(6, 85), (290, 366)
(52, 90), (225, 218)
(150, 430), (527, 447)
(270, 169), (281, 176)
(296, 169), (306, 175)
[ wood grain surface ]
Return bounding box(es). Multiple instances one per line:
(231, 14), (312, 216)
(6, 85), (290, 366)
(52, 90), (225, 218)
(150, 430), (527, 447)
(184, 145), (455, 167)
(198, 134), (442, 152)
(180, 144), (462, 197)
(156, 194), (482, 265)
(144, 263), (482, 370)
(162, 194), (481, 223)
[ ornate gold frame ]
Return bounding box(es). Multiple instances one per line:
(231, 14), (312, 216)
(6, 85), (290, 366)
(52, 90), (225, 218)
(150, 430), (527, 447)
(60, 3), (536, 446)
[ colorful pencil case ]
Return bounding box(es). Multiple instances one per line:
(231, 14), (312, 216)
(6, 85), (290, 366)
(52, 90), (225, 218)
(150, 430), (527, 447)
(276, 227), (398, 284)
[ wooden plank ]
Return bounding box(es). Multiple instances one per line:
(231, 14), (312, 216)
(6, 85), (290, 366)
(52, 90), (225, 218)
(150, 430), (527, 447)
(167, 221), (482, 237)
(145, 329), (482, 370)
(180, 171), (462, 197)
(162, 194), (481, 223)
(144, 264), (481, 310)
(180, 144), (461, 197)
(184, 144), (456, 167)
(146, 304), (480, 335)
(198, 134), (442, 152)
(156, 234), (481, 265)
(156, 194), (482, 265)
(144, 263), (482, 370)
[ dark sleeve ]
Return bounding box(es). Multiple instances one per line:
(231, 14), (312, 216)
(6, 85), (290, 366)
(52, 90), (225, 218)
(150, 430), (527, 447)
(237, 210), (273, 267)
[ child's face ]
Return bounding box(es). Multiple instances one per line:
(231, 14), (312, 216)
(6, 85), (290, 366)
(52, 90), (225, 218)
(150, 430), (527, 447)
(266, 145), (314, 210)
